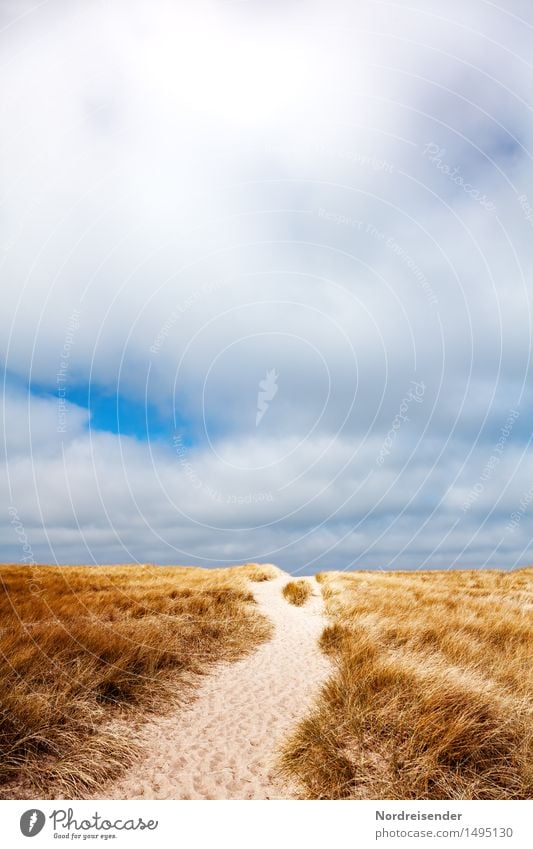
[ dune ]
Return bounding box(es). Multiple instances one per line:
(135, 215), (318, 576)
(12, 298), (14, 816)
(280, 568), (533, 800)
(3, 563), (529, 801)
(96, 572), (331, 800)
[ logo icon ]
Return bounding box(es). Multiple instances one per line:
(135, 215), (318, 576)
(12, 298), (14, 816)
(256, 369), (279, 426)
(20, 810), (45, 837)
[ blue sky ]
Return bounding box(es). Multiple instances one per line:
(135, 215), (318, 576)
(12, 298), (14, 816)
(2, 0), (533, 572)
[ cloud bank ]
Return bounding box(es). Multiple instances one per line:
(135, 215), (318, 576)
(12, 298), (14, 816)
(2, 0), (533, 571)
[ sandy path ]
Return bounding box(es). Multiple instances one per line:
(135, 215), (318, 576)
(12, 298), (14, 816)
(98, 573), (331, 800)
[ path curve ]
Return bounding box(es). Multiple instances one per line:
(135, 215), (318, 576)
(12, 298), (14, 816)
(98, 572), (331, 799)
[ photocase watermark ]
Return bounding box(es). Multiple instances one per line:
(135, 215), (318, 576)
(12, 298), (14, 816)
(172, 434), (274, 504)
(317, 210), (438, 307)
(0, 239), (14, 260)
(505, 482), (533, 533)
(329, 146), (395, 174)
(267, 138), (395, 174)
(309, 140), (395, 173)
(24, 807), (159, 836)
(20, 809), (46, 837)
(422, 143), (496, 213)
(57, 308), (82, 433)
(517, 193), (533, 228)
(317, 207), (364, 229)
(150, 280), (222, 355)
(376, 381), (426, 465)
(256, 369), (279, 426)
(8, 506), (45, 598)
(462, 408), (520, 512)
(8, 505), (37, 567)
(173, 435), (203, 491)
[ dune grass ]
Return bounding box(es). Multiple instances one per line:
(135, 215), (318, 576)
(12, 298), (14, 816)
(0, 562), (276, 798)
(245, 563), (281, 582)
(282, 579), (312, 607)
(281, 568), (533, 799)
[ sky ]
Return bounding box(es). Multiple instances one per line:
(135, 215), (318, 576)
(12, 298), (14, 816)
(2, 0), (533, 573)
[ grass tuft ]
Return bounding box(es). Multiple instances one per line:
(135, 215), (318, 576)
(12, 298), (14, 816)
(282, 580), (312, 607)
(241, 563), (280, 582)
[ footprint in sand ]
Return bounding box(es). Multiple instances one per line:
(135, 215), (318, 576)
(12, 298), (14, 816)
(97, 572), (331, 800)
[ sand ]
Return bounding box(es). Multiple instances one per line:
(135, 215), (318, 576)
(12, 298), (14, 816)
(97, 572), (331, 800)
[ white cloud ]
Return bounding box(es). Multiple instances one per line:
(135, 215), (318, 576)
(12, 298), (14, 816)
(2, 0), (533, 568)
(1, 387), (532, 570)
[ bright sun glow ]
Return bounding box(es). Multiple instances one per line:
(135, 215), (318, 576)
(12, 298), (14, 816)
(134, 8), (318, 127)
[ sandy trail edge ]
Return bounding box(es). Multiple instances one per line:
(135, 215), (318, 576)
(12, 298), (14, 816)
(97, 573), (331, 800)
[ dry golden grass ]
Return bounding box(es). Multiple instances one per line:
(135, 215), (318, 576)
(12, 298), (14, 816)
(0, 562), (275, 798)
(243, 563), (281, 582)
(282, 579), (312, 607)
(281, 568), (533, 799)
